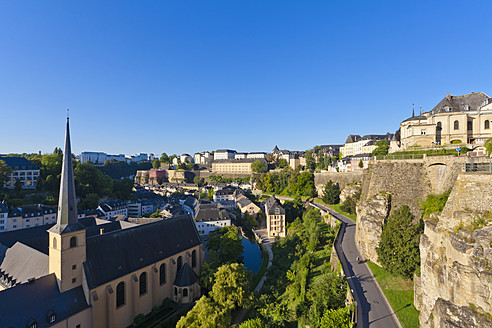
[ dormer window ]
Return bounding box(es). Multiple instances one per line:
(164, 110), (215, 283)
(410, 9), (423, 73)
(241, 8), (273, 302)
(47, 310), (56, 323)
(27, 318), (38, 328)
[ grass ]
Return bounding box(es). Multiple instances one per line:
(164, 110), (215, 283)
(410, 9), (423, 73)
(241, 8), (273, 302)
(328, 204), (356, 221)
(367, 262), (420, 328)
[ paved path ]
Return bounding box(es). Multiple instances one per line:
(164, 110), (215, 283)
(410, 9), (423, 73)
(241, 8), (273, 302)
(313, 202), (402, 328)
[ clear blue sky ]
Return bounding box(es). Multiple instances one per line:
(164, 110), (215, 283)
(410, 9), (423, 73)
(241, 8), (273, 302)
(1, 1), (491, 156)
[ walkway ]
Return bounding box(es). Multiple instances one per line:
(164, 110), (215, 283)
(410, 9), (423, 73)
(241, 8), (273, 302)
(313, 202), (402, 328)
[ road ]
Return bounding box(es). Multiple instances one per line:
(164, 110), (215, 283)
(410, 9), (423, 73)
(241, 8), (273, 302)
(312, 202), (402, 328)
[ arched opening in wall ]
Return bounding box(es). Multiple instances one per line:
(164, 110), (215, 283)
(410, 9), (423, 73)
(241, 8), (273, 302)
(70, 236), (77, 248)
(52, 237), (57, 250)
(159, 263), (166, 285)
(427, 163), (449, 194)
(485, 120), (490, 129)
(139, 272), (147, 296)
(454, 120), (459, 130)
(436, 122), (442, 145)
(116, 282), (125, 308)
(191, 250), (197, 268)
(183, 288), (188, 297)
(177, 256), (183, 272)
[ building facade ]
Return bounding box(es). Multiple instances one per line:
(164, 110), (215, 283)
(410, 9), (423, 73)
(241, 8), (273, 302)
(0, 157), (40, 189)
(264, 196), (286, 238)
(212, 159), (267, 175)
(213, 149), (236, 161)
(400, 92), (492, 149)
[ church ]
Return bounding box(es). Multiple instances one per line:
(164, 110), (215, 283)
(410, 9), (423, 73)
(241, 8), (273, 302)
(0, 118), (204, 328)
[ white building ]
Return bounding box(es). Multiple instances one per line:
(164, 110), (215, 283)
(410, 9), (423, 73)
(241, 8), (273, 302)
(97, 200), (128, 220)
(0, 157), (40, 190)
(214, 149), (236, 161)
(180, 154), (193, 163)
(80, 151), (108, 164)
(235, 153), (247, 160)
(247, 152), (267, 159)
(194, 203), (231, 236)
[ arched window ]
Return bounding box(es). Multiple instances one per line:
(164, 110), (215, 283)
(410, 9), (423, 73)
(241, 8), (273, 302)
(454, 120), (459, 130)
(191, 250), (197, 268)
(485, 120), (490, 129)
(174, 287), (178, 296)
(467, 121), (473, 130)
(116, 282), (125, 308)
(70, 236), (77, 248)
(183, 288), (188, 297)
(139, 272), (147, 296)
(159, 263), (166, 285)
(52, 237), (57, 250)
(177, 256), (183, 272)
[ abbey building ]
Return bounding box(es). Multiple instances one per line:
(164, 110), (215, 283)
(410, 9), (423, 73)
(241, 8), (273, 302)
(0, 119), (203, 328)
(400, 92), (492, 149)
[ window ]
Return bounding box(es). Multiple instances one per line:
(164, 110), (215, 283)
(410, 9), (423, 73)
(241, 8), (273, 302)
(454, 120), (459, 130)
(192, 250), (197, 268)
(72, 264), (77, 270)
(48, 312), (56, 323)
(421, 130), (426, 135)
(116, 282), (125, 308)
(468, 121), (473, 130)
(174, 287), (178, 296)
(139, 272), (147, 296)
(53, 238), (57, 249)
(183, 288), (188, 297)
(177, 256), (183, 272)
(485, 120), (490, 129)
(70, 236), (77, 248)
(72, 278), (76, 284)
(160, 263), (166, 285)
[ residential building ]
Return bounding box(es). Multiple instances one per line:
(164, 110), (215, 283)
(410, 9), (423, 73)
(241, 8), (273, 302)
(0, 118), (203, 328)
(180, 154), (193, 163)
(212, 158), (267, 175)
(180, 196), (199, 217)
(319, 145), (342, 158)
(214, 186), (236, 202)
(97, 200), (128, 220)
(0, 202), (8, 232)
(194, 151), (212, 164)
(350, 153), (372, 171)
(80, 151), (108, 164)
(340, 133), (393, 157)
(264, 196), (286, 238)
(213, 149), (236, 160)
(236, 197), (261, 217)
(400, 92), (492, 149)
(194, 202), (231, 236)
(5, 204), (57, 232)
(127, 199), (155, 218)
(235, 153), (247, 160)
(247, 152), (267, 159)
(289, 154), (306, 170)
(0, 157), (40, 189)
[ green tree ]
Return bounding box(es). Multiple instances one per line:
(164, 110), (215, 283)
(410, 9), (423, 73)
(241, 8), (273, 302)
(74, 162), (113, 198)
(319, 307), (352, 328)
(210, 263), (252, 310)
(322, 180), (340, 205)
(176, 296), (231, 328)
(207, 226), (244, 264)
(316, 150), (325, 170)
(277, 158), (288, 168)
(358, 159), (364, 168)
(376, 205), (424, 279)
(372, 139), (390, 156)
(251, 160), (267, 173)
(112, 178), (133, 200)
(152, 158), (160, 169)
(307, 272), (347, 327)
(193, 176), (203, 186)
(0, 160), (13, 188)
(305, 150), (315, 171)
(238, 318), (268, 328)
(485, 138), (492, 155)
(79, 193), (100, 210)
(160, 152), (169, 163)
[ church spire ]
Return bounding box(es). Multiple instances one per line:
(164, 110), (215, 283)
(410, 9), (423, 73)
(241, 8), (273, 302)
(49, 116), (84, 234)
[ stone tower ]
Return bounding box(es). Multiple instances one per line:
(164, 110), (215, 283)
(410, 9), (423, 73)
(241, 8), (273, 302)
(48, 117), (87, 293)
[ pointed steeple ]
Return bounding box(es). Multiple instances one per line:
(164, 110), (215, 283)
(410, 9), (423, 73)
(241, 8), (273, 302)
(49, 117), (85, 234)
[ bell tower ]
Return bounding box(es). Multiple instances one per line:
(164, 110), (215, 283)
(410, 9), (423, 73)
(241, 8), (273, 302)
(48, 116), (86, 293)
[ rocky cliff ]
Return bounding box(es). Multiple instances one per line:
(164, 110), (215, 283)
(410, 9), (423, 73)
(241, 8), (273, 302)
(314, 171), (363, 197)
(355, 193), (390, 264)
(417, 173), (492, 328)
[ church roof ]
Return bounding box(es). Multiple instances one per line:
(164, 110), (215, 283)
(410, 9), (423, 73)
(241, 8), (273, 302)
(173, 262), (198, 287)
(0, 242), (48, 288)
(429, 92), (490, 115)
(0, 273), (89, 328)
(49, 118), (85, 235)
(83, 213), (202, 289)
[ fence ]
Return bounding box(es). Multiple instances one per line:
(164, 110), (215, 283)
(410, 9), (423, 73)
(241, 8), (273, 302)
(463, 161), (492, 173)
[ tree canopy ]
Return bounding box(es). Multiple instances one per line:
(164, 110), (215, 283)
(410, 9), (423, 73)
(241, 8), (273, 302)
(372, 139), (390, 156)
(251, 160), (267, 173)
(210, 263), (252, 310)
(377, 205), (423, 279)
(322, 180), (340, 205)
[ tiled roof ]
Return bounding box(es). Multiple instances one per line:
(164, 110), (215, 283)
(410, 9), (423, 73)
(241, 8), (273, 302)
(0, 242), (48, 287)
(83, 213), (201, 289)
(264, 196), (285, 215)
(0, 156), (39, 170)
(173, 262), (198, 287)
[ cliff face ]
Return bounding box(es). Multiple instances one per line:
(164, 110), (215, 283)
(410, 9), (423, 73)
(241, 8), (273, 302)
(339, 183), (361, 204)
(314, 172), (363, 197)
(355, 193), (390, 265)
(418, 173), (492, 328)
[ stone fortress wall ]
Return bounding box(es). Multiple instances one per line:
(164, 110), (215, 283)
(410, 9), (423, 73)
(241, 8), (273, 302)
(346, 156), (492, 327)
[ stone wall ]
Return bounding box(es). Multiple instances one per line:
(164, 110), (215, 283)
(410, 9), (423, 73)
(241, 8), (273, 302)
(314, 171), (363, 196)
(418, 173), (492, 328)
(354, 193), (390, 265)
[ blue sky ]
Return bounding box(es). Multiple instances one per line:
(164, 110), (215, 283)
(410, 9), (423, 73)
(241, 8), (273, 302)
(1, 1), (491, 156)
